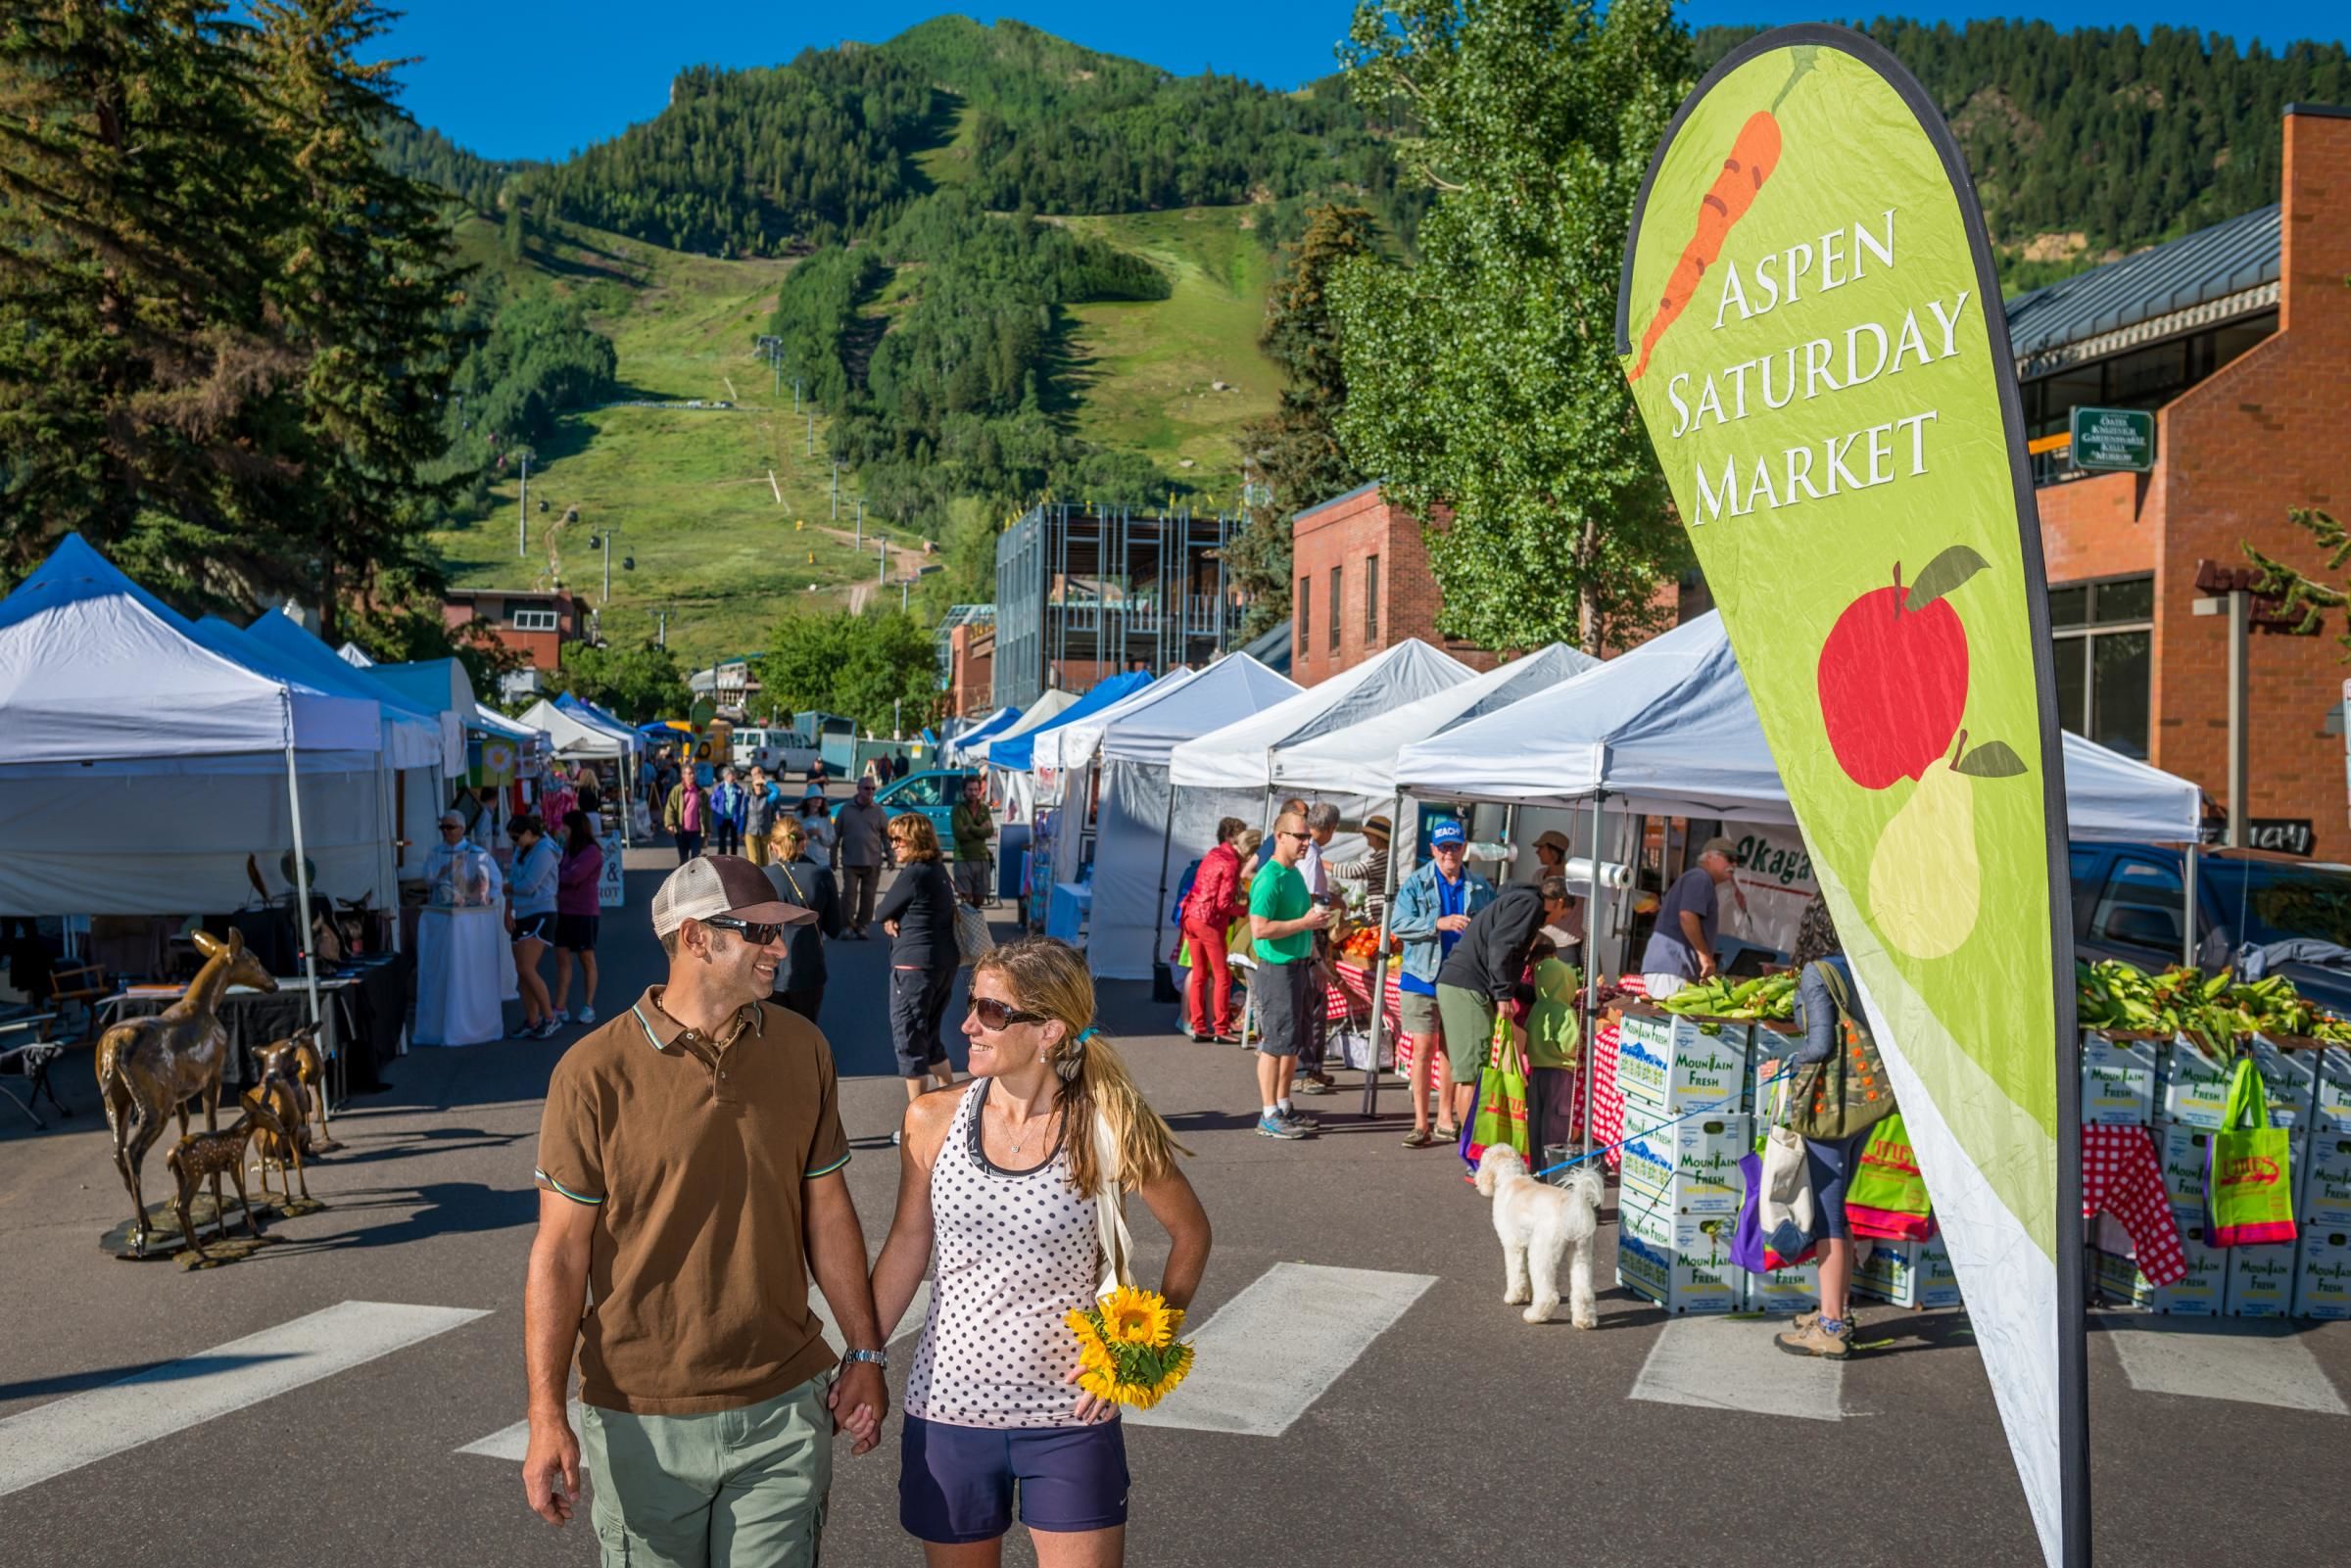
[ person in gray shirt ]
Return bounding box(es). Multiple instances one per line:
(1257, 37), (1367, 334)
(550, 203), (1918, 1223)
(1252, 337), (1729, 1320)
(833, 779), (891, 938)
(1638, 836), (1744, 990)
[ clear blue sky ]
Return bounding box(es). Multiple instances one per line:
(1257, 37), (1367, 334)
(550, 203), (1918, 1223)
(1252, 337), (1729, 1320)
(376, 3), (2351, 162)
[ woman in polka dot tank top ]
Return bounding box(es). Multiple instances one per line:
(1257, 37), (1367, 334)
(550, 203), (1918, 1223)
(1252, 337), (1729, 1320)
(872, 937), (1211, 1565)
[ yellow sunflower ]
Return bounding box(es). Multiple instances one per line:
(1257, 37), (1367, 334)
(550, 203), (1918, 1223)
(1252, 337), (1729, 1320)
(1100, 1285), (1175, 1348)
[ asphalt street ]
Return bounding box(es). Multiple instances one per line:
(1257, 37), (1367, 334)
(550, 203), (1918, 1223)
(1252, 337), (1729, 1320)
(3, 836), (2347, 1566)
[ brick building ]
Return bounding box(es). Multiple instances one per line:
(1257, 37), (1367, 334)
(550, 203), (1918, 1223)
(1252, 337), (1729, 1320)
(2025, 102), (2351, 854)
(1287, 482), (1502, 686)
(441, 587), (587, 677)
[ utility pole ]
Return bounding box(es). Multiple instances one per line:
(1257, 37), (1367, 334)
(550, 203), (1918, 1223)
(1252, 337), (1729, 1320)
(831, 459), (840, 520)
(2194, 577), (2255, 848)
(874, 537), (888, 585)
(656, 607), (668, 648)
(517, 452), (530, 557)
(806, 409), (814, 455)
(900, 576), (911, 612)
(854, 499), (864, 548)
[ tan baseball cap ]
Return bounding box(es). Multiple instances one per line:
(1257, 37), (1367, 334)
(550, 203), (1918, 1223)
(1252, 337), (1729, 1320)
(650, 854), (813, 938)
(1699, 836), (1740, 863)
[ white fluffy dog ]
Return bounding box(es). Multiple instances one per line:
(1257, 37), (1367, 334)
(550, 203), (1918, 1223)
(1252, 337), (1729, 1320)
(1474, 1144), (1603, 1327)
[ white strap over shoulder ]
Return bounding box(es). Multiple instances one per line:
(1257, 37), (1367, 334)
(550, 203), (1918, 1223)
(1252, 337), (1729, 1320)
(1092, 1112), (1131, 1302)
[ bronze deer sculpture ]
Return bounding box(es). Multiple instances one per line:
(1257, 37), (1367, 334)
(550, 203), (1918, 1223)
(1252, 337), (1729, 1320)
(165, 1083), (292, 1263)
(248, 1069), (313, 1206)
(254, 1023), (327, 1150)
(97, 928), (278, 1257)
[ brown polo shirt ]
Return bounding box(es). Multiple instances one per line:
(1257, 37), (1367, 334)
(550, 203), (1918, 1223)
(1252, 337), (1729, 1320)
(535, 984), (852, 1415)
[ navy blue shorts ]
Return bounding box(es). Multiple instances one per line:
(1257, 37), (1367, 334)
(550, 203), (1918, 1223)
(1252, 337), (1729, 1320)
(898, 1413), (1129, 1543)
(1804, 1130), (1870, 1242)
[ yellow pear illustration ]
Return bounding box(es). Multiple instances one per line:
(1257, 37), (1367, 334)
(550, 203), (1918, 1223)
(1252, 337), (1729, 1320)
(1869, 751), (1981, 960)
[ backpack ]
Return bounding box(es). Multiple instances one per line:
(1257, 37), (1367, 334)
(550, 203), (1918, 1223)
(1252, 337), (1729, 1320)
(1171, 858), (1202, 927)
(1788, 959), (1897, 1142)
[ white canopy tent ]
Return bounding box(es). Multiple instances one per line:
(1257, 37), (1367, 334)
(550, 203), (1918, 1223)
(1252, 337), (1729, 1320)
(1395, 612), (2200, 839)
(1030, 671), (1195, 894)
(1080, 654), (1302, 980)
(944, 706), (1020, 765)
(1167, 639), (1477, 796)
(0, 536), (389, 1019)
(520, 697), (634, 762)
(1271, 642), (1602, 798)
(961, 689), (1079, 765)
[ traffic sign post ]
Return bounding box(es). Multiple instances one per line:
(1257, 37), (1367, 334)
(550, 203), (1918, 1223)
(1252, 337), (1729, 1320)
(2069, 405), (2155, 473)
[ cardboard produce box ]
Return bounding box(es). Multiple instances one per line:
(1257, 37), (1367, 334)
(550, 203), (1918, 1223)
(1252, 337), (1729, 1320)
(2302, 1132), (2351, 1231)
(1743, 1259), (1822, 1315)
(2248, 1035), (2318, 1128)
(1615, 1007), (1751, 1117)
(2227, 1243), (2298, 1318)
(1619, 1111), (1751, 1216)
(2159, 1035), (2236, 1129)
(1614, 1188), (1740, 1315)
(2291, 1229), (2351, 1320)
(2081, 1032), (2159, 1127)
(2312, 1048), (2351, 1136)
(1852, 1236), (1961, 1309)
(2091, 1218), (2229, 1315)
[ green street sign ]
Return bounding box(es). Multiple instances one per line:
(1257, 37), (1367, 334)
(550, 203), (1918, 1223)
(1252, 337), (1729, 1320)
(2070, 405), (2155, 473)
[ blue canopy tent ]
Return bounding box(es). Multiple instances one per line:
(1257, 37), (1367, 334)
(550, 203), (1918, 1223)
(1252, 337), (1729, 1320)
(985, 672), (1154, 773)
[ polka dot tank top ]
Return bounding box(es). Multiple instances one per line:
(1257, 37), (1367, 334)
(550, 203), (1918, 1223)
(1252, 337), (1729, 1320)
(904, 1079), (1101, 1429)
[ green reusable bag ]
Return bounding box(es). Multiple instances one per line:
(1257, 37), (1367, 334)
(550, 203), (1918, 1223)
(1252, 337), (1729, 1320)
(2206, 1055), (2297, 1248)
(1470, 1012), (1529, 1159)
(1789, 961), (1898, 1142)
(1843, 1113), (1935, 1242)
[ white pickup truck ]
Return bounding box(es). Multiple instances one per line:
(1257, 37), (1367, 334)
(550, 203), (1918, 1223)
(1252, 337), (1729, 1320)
(731, 726), (821, 777)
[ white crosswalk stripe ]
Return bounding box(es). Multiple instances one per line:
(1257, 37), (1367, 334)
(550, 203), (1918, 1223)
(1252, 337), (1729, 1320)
(1628, 1314), (1846, 1421)
(2096, 1312), (2348, 1414)
(454, 1282), (932, 1461)
(1127, 1262), (1437, 1437)
(0, 1301), (490, 1499)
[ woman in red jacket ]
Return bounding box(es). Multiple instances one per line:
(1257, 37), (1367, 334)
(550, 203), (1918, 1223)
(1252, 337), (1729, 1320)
(1180, 817), (1251, 1043)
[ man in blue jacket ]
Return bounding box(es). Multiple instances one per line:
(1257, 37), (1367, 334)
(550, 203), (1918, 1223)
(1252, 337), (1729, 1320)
(1386, 820), (1495, 1146)
(710, 767), (748, 858)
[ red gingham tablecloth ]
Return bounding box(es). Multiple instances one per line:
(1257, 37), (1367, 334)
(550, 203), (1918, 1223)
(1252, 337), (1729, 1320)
(1324, 959), (1405, 1037)
(1592, 1018), (1625, 1170)
(2083, 1123), (2188, 1287)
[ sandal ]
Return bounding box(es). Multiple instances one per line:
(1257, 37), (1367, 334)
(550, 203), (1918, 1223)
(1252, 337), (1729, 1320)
(1401, 1127), (1436, 1148)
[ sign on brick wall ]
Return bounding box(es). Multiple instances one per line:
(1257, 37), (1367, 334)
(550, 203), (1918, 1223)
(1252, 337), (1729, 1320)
(2070, 405), (2156, 473)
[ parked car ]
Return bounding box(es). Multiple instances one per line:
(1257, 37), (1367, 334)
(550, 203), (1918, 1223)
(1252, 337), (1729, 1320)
(2069, 841), (2351, 1014)
(845, 768), (978, 848)
(731, 726), (820, 777)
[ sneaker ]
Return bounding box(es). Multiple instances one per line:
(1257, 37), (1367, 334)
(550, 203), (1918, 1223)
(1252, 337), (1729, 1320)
(551, 1009), (570, 1026)
(1293, 1074), (1334, 1096)
(1255, 1113), (1308, 1140)
(1774, 1318), (1852, 1359)
(533, 1017), (563, 1040)
(1278, 1108), (1322, 1131)
(577, 1005), (598, 1025)
(506, 1020), (537, 1039)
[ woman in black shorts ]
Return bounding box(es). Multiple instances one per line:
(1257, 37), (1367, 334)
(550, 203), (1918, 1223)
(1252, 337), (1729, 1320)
(878, 814), (962, 1116)
(550, 809), (602, 1026)
(871, 937), (1211, 1566)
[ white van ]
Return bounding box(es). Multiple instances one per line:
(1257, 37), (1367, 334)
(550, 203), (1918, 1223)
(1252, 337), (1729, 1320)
(732, 727), (820, 777)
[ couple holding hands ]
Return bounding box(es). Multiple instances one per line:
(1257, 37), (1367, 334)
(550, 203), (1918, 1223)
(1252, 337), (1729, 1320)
(522, 853), (1211, 1567)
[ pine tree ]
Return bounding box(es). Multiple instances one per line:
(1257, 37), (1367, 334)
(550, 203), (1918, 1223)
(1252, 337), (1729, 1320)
(250, 0), (469, 641)
(0, 1), (303, 597)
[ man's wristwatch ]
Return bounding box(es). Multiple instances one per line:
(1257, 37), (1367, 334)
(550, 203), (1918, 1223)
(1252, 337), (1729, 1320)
(840, 1348), (888, 1369)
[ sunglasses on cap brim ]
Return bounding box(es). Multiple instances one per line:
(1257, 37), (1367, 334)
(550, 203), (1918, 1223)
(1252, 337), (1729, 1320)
(699, 915), (788, 945)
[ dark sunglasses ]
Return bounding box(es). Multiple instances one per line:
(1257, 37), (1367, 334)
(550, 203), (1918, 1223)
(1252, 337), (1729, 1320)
(968, 996), (1048, 1031)
(701, 915), (787, 945)
(1280, 829), (1312, 841)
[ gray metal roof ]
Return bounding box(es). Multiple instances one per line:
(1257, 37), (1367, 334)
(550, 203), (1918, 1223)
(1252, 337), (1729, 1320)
(1237, 616), (1292, 675)
(2004, 204), (2279, 361)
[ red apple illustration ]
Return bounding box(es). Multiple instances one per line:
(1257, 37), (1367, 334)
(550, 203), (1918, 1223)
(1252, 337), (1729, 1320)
(1816, 546), (1987, 789)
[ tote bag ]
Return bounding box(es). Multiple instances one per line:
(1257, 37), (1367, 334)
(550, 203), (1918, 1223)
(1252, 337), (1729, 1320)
(954, 901), (996, 966)
(2207, 1056), (2298, 1248)
(1844, 1113), (1937, 1242)
(1756, 1077), (1819, 1264)
(1465, 1013), (1528, 1164)
(1789, 961), (1897, 1142)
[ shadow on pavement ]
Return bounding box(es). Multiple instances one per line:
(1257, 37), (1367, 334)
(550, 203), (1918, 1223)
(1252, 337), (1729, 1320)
(255, 1181), (540, 1255)
(0, 1353), (299, 1402)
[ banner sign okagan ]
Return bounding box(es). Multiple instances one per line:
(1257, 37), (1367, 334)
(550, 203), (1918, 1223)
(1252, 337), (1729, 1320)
(1617, 26), (2084, 1566)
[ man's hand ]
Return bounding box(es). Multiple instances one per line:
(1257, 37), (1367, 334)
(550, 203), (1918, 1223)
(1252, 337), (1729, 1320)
(1698, 950), (1719, 979)
(827, 1361), (888, 1455)
(521, 1411), (581, 1527)
(1303, 904), (1334, 930)
(884, 919), (900, 938)
(1436, 913), (1471, 933)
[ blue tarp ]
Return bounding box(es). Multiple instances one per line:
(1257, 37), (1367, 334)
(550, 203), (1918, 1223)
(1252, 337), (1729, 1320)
(987, 671), (1155, 772)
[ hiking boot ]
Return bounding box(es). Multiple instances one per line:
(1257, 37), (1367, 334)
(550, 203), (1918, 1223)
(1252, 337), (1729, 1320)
(1791, 1308), (1821, 1332)
(1293, 1073), (1334, 1096)
(1774, 1317), (1852, 1358)
(1255, 1113), (1309, 1140)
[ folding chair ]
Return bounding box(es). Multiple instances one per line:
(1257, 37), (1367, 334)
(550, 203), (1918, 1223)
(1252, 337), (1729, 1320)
(0, 1012), (67, 1130)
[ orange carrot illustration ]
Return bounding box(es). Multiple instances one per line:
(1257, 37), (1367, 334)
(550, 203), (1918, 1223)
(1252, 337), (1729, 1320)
(1628, 110), (1782, 381)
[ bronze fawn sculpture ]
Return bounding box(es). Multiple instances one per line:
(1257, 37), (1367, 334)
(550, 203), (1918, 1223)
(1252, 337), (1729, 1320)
(248, 1070), (313, 1206)
(165, 1083), (292, 1263)
(254, 1023), (328, 1150)
(96, 928), (278, 1256)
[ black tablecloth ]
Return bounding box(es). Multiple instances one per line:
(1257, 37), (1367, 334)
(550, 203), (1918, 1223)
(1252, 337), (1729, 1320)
(109, 954), (411, 1094)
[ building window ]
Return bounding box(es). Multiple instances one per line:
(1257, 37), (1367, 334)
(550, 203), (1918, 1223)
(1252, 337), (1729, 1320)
(1328, 567), (1343, 653)
(1365, 554), (1380, 644)
(511, 608), (557, 632)
(1297, 575), (1311, 656)
(2020, 309), (2277, 442)
(2051, 576), (2152, 758)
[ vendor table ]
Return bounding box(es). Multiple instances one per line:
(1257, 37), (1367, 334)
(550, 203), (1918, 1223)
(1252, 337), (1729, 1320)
(106, 954), (411, 1100)
(412, 906), (516, 1047)
(1323, 958), (1404, 1037)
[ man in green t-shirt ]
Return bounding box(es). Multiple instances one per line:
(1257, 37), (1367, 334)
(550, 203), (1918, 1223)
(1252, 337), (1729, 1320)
(1248, 810), (1332, 1140)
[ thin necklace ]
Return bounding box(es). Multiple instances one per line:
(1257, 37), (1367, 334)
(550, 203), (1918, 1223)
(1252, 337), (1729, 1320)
(994, 1092), (1059, 1156)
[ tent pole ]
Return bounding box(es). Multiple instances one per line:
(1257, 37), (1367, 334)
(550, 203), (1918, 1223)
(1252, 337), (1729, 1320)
(283, 738), (329, 1110)
(1360, 789), (1405, 1118)
(1239, 783), (1274, 1056)
(1581, 791), (1606, 1159)
(2183, 841), (2198, 968)
(1151, 773), (1177, 1002)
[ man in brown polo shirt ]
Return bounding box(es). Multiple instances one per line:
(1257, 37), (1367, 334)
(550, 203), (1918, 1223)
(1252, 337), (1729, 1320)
(522, 855), (888, 1567)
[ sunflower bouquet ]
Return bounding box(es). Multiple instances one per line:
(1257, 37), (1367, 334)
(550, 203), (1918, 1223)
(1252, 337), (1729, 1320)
(1065, 1285), (1196, 1410)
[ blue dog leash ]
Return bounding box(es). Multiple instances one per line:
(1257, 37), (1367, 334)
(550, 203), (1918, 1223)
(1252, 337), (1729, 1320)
(1523, 1067), (1798, 1182)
